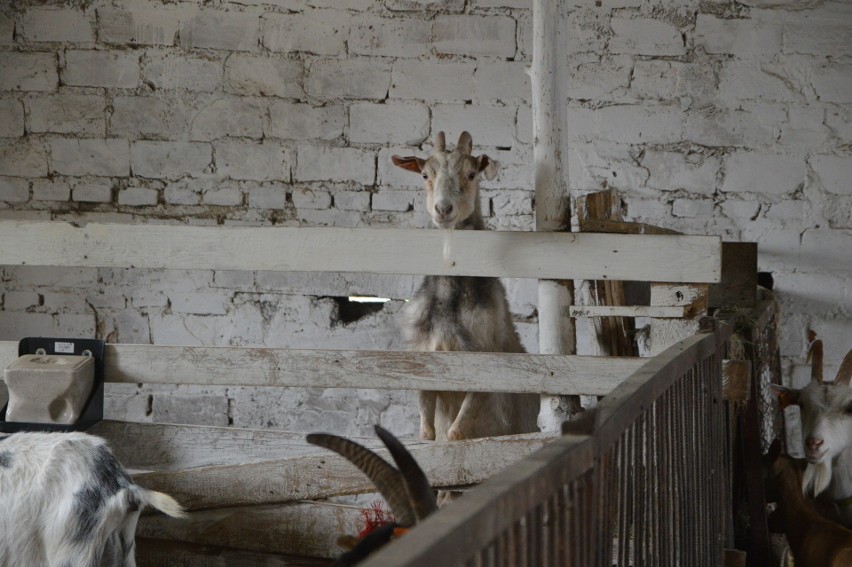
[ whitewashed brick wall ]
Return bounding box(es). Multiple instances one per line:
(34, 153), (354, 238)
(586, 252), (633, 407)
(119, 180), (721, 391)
(0, 0), (849, 435)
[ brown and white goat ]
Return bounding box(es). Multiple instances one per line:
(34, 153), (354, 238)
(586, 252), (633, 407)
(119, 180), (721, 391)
(0, 431), (185, 567)
(772, 336), (852, 528)
(392, 131), (540, 441)
(766, 442), (852, 567)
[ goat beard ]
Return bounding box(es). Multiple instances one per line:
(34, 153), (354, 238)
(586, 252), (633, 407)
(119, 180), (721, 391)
(803, 461), (833, 497)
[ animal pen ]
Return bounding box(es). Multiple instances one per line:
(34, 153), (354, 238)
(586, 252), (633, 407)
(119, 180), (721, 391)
(0, 1), (785, 566)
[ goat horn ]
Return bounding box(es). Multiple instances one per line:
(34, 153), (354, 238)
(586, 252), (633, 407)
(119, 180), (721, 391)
(457, 131), (472, 155)
(374, 425), (437, 522)
(807, 339), (824, 384)
(434, 131), (446, 152)
(306, 433), (417, 528)
(834, 349), (852, 387)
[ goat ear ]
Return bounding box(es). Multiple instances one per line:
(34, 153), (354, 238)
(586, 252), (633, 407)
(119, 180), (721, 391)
(834, 349), (852, 387)
(477, 155), (500, 181)
(769, 384), (800, 410)
(391, 155), (425, 174)
(807, 339), (824, 384)
(457, 131), (473, 155)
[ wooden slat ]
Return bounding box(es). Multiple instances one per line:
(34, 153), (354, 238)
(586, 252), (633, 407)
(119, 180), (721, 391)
(0, 220), (722, 282)
(569, 305), (687, 319)
(138, 501), (363, 559)
(133, 433), (550, 511)
(0, 342), (645, 397)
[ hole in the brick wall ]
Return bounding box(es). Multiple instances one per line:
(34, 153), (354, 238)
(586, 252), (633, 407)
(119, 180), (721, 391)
(757, 272), (774, 290)
(330, 296), (390, 325)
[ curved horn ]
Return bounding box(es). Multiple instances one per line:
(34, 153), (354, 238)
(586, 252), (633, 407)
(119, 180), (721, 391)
(306, 433), (417, 527)
(834, 349), (852, 387)
(457, 131), (472, 155)
(434, 131), (446, 152)
(807, 339), (824, 384)
(374, 425), (437, 522)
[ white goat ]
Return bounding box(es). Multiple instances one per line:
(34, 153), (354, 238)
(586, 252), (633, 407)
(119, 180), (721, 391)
(772, 337), (852, 527)
(392, 131), (540, 442)
(0, 431), (185, 567)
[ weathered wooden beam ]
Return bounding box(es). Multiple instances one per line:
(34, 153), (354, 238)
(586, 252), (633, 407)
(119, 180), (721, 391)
(138, 501), (362, 559)
(0, 220), (722, 282)
(133, 433), (550, 511)
(0, 342), (645, 397)
(569, 305), (687, 319)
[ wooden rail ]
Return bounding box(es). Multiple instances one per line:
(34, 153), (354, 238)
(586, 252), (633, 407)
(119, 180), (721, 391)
(362, 313), (747, 566)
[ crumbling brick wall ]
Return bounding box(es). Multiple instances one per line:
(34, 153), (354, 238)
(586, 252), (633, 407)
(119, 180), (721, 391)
(0, 0), (849, 435)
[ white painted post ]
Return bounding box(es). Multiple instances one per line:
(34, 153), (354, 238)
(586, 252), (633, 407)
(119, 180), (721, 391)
(531, 0), (577, 433)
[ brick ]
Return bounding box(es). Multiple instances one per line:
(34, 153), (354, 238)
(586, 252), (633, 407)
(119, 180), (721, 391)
(685, 103), (785, 148)
(32, 179), (71, 201)
(721, 153), (805, 196)
(811, 155), (852, 196)
(296, 145), (375, 184)
(20, 8), (95, 43)
(641, 151), (720, 195)
(97, 4), (182, 46)
(292, 188), (332, 210)
(306, 59), (391, 100)
(0, 53), (58, 91)
(334, 190), (371, 211)
(143, 53), (223, 92)
(180, 9), (260, 51)
(110, 96), (192, 140)
(0, 12), (12, 45)
(266, 102), (345, 140)
(215, 141), (291, 181)
(0, 177), (29, 202)
(390, 61), (476, 102)
(224, 55), (302, 98)
(565, 104), (683, 145)
(433, 15), (516, 58)
(372, 190), (415, 212)
(349, 16), (430, 58)
(190, 97), (264, 141)
(50, 138), (130, 177)
(0, 139), (48, 177)
(695, 14), (782, 56)
(64, 51), (140, 89)
(247, 184), (287, 209)
(118, 186), (158, 206)
(610, 17), (684, 56)
(673, 198), (715, 218)
(72, 181), (113, 203)
(474, 62), (530, 102)
(432, 104), (516, 148)
(262, 10), (348, 55)
(27, 94), (105, 135)
(131, 141), (212, 179)
(0, 98), (23, 137)
(350, 102), (429, 145)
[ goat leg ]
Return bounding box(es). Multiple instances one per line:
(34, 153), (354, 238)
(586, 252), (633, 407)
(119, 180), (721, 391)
(419, 391), (437, 441)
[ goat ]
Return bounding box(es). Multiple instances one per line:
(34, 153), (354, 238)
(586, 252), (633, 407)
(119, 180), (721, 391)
(0, 431), (186, 567)
(772, 335), (852, 527)
(392, 131), (540, 442)
(307, 425), (436, 566)
(766, 440), (852, 566)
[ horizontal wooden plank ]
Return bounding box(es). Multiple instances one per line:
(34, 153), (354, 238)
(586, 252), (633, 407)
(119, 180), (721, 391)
(139, 501), (362, 559)
(133, 433), (550, 511)
(0, 342), (645, 397)
(136, 539), (331, 567)
(569, 305), (686, 318)
(0, 221), (722, 282)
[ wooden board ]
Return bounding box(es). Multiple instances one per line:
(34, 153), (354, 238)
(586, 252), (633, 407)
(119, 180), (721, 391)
(133, 433), (550, 511)
(0, 220), (722, 283)
(0, 342), (645, 397)
(138, 501), (363, 559)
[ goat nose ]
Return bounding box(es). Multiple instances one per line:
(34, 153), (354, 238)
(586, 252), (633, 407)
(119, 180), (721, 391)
(806, 437), (824, 451)
(435, 202), (454, 217)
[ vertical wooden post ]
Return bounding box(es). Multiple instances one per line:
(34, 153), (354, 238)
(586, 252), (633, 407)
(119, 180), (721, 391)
(532, 0), (577, 433)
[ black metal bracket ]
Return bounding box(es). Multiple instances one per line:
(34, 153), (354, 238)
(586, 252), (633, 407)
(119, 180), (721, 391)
(0, 337), (105, 433)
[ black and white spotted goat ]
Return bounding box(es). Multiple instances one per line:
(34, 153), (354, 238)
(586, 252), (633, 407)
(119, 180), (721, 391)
(307, 425), (436, 566)
(0, 431), (185, 567)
